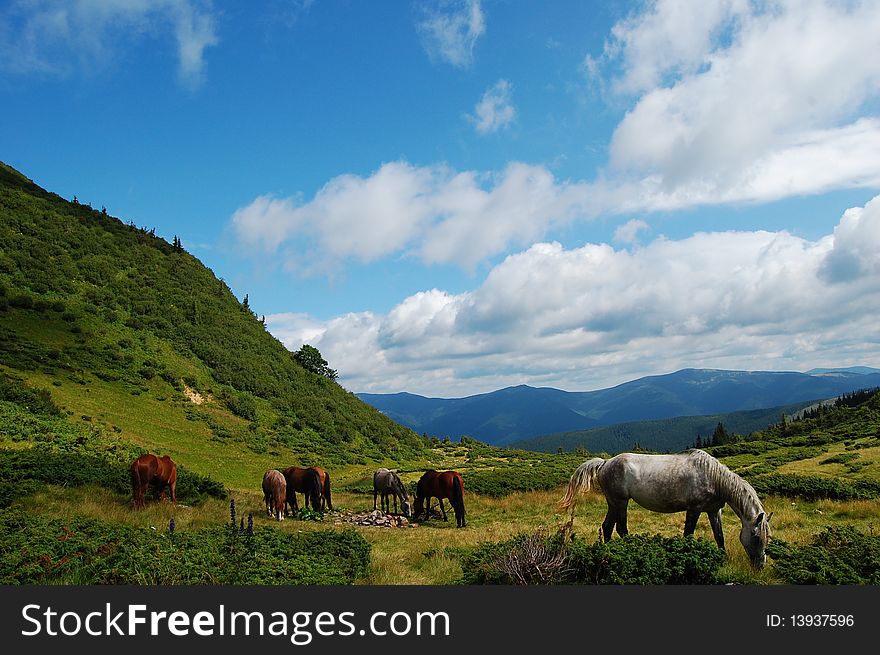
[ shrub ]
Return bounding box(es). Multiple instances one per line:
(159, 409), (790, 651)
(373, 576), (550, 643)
(566, 533), (726, 584)
(0, 375), (62, 416)
(0, 449), (226, 507)
(749, 474), (880, 500)
(225, 391), (258, 422)
(0, 508), (370, 585)
(459, 529), (726, 585)
(768, 526), (880, 584)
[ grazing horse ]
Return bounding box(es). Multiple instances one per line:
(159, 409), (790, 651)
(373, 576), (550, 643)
(130, 453), (177, 510)
(373, 468), (412, 518)
(311, 465), (333, 511)
(413, 470), (466, 528)
(281, 466), (323, 514)
(559, 449), (772, 569)
(262, 469), (287, 521)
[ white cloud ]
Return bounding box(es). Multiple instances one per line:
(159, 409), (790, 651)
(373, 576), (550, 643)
(0, 0), (218, 86)
(469, 79), (516, 134)
(598, 0), (880, 201)
(232, 160), (592, 271)
(267, 195), (880, 397)
(233, 3), (880, 275)
(613, 219), (650, 244)
(417, 0), (485, 68)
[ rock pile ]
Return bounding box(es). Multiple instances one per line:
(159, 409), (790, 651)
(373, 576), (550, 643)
(332, 509), (415, 528)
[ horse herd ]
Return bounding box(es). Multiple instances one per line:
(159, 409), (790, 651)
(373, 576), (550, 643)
(261, 465), (466, 528)
(130, 448), (772, 569)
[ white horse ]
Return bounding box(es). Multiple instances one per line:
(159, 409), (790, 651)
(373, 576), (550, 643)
(373, 468), (412, 518)
(559, 449), (772, 568)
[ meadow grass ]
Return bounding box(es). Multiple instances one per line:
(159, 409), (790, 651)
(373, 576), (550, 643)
(14, 484), (878, 585)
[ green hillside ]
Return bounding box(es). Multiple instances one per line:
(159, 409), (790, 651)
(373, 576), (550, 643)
(511, 400), (819, 454)
(705, 387), (880, 498)
(0, 160), (426, 491)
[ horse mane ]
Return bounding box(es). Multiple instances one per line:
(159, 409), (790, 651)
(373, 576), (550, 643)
(685, 449), (764, 520)
(391, 472), (408, 499)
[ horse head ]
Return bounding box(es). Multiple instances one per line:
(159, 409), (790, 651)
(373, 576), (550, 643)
(739, 511), (772, 569)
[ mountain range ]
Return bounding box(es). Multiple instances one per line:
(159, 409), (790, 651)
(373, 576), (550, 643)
(358, 367), (880, 448)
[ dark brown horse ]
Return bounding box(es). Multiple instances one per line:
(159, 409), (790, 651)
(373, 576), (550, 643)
(130, 453), (177, 510)
(413, 470), (466, 528)
(262, 469), (287, 521)
(311, 465), (333, 511)
(281, 466), (323, 514)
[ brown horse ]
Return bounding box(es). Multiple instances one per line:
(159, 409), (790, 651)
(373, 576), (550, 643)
(281, 466), (323, 514)
(130, 453), (177, 510)
(413, 470), (466, 528)
(311, 465), (333, 511)
(262, 469), (287, 521)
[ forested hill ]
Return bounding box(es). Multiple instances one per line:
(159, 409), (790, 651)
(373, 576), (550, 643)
(0, 161), (424, 466)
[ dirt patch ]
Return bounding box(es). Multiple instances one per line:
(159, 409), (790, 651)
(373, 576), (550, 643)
(183, 385), (208, 405)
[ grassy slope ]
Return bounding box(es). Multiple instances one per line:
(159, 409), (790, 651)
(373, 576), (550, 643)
(0, 160), (426, 486)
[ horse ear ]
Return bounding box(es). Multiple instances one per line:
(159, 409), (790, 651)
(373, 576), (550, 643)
(767, 512), (773, 523)
(755, 512), (764, 525)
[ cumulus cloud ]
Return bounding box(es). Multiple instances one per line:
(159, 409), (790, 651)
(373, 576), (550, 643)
(0, 0), (218, 86)
(267, 194), (880, 397)
(596, 0), (880, 201)
(613, 219), (650, 244)
(417, 0), (485, 68)
(232, 160), (592, 270)
(469, 79), (516, 134)
(230, 2), (880, 276)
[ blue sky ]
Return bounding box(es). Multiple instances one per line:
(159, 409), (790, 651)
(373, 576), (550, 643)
(3, 0), (879, 397)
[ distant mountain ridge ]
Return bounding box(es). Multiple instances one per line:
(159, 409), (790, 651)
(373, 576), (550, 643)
(357, 367), (880, 446)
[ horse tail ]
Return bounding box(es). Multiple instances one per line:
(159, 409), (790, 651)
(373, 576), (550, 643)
(323, 471), (333, 510)
(558, 458), (606, 513)
(452, 474), (465, 526)
(309, 469), (323, 512)
(130, 460), (141, 508)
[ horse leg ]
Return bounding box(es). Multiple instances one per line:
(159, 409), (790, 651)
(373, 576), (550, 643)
(614, 501), (629, 537)
(707, 509), (726, 551)
(393, 494), (398, 514)
(373, 489), (378, 511)
(602, 500), (628, 540)
(601, 508), (616, 542)
(683, 509), (700, 537)
(439, 498), (448, 521)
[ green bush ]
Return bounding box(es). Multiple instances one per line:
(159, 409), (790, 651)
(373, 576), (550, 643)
(566, 533), (727, 584)
(0, 374), (61, 416)
(749, 474), (880, 500)
(0, 508), (369, 585)
(463, 465), (574, 497)
(0, 449), (227, 507)
(768, 526), (880, 584)
(459, 529), (726, 585)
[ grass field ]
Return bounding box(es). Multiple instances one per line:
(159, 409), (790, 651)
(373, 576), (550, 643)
(3, 368), (880, 585)
(12, 476), (879, 585)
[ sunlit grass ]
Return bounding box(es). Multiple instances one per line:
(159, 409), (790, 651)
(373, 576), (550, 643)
(11, 478), (880, 585)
